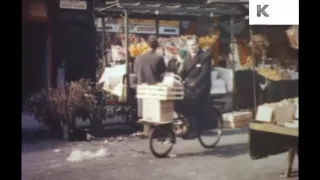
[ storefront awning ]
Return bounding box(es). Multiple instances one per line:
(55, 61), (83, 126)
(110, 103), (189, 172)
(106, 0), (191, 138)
(96, 0), (247, 17)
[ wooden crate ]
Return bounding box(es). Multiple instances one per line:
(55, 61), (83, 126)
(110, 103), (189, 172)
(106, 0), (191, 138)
(137, 85), (184, 100)
(222, 111), (252, 129)
(142, 99), (175, 123)
(224, 119), (249, 129)
(223, 111), (252, 123)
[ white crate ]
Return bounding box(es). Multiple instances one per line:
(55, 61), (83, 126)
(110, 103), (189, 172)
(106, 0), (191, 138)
(137, 85), (184, 100)
(142, 99), (174, 123)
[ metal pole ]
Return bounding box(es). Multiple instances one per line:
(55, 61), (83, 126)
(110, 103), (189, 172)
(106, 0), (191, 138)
(230, 16), (236, 111)
(250, 28), (257, 118)
(124, 9), (130, 102)
(101, 17), (106, 68)
(156, 19), (159, 36)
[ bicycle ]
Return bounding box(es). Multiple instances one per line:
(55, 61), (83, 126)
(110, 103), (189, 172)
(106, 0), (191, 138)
(143, 98), (224, 158)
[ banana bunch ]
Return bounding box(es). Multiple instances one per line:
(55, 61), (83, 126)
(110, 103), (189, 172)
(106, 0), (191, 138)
(129, 43), (149, 57)
(198, 35), (216, 50)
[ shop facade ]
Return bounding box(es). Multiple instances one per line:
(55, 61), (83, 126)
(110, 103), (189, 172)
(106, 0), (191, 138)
(22, 0), (96, 130)
(22, 0), (51, 103)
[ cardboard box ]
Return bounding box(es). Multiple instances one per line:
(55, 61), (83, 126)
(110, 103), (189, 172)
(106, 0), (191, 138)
(255, 104), (296, 125)
(210, 79), (227, 95)
(142, 99), (174, 123)
(255, 106), (274, 123)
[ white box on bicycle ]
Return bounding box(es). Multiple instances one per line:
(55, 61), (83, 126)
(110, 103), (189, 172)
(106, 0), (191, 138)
(142, 99), (174, 123)
(137, 84), (184, 100)
(222, 111), (252, 123)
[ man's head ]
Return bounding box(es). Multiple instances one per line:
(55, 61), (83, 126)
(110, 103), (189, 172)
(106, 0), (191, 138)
(147, 35), (159, 50)
(186, 38), (199, 54)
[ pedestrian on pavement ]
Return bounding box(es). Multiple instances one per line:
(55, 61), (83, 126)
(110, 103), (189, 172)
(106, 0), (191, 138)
(134, 35), (167, 137)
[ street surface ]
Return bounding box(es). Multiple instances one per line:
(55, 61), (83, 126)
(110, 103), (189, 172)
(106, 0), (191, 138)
(22, 127), (298, 180)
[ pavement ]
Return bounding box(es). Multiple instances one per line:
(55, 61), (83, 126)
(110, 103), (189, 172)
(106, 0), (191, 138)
(22, 127), (298, 180)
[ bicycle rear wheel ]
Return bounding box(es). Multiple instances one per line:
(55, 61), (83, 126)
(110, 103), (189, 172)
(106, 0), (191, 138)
(198, 107), (223, 149)
(149, 125), (175, 158)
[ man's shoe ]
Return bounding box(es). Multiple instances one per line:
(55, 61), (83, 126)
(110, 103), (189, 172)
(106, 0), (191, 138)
(182, 133), (197, 140)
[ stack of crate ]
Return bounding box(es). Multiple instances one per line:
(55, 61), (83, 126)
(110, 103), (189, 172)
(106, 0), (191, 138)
(137, 84), (184, 123)
(223, 111), (252, 129)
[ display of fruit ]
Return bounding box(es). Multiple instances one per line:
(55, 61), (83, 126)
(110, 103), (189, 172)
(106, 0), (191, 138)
(180, 34), (219, 50)
(241, 56), (253, 69)
(256, 67), (283, 81)
(237, 40), (250, 66)
(129, 42), (150, 57)
(198, 35), (219, 50)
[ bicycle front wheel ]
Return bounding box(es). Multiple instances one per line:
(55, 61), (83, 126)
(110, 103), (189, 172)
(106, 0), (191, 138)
(198, 108), (223, 149)
(149, 125), (175, 158)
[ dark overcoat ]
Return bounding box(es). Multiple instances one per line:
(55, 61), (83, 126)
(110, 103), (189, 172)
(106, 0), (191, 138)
(179, 50), (212, 102)
(166, 58), (181, 74)
(134, 50), (166, 116)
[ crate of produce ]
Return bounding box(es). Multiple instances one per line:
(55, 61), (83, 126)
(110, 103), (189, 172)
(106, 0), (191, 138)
(141, 99), (175, 123)
(137, 84), (184, 100)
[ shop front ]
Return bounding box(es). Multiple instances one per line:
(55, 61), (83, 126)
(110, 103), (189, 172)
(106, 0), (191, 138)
(22, 0), (50, 103)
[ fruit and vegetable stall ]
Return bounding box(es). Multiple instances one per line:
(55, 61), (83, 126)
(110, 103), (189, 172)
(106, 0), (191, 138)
(248, 25), (299, 178)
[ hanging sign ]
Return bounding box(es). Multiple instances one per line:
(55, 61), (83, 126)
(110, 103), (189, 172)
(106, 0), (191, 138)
(158, 27), (180, 35)
(23, 0), (47, 21)
(158, 20), (180, 35)
(60, 0), (87, 10)
(28, 0), (47, 18)
(98, 24), (157, 34)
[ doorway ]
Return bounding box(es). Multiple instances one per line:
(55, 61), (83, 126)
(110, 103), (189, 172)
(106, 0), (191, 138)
(22, 22), (48, 103)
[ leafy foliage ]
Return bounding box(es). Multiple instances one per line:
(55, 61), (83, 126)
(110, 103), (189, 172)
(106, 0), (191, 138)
(24, 79), (97, 127)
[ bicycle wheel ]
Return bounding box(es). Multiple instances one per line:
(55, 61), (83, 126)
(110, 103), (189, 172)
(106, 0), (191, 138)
(198, 107), (223, 149)
(149, 125), (175, 158)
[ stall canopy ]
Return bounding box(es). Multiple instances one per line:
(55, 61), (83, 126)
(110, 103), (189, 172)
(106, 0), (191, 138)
(96, 0), (248, 17)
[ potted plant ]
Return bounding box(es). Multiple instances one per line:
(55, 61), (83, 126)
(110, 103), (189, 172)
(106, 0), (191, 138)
(24, 79), (98, 141)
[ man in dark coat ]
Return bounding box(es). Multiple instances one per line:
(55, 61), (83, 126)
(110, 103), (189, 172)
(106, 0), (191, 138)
(176, 39), (212, 139)
(134, 35), (166, 136)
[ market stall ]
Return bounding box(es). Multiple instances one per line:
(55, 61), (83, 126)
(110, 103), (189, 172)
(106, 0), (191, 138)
(248, 25), (299, 178)
(95, 0), (247, 103)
